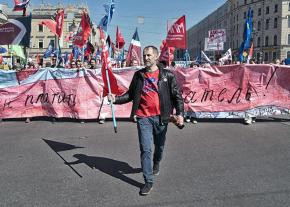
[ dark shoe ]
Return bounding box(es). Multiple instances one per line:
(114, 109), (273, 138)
(139, 182), (153, 196)
(153, 162), (160, 176)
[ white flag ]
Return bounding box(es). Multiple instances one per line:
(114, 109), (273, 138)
(201, 51), (212, 63)
(219, 48), (232, 62)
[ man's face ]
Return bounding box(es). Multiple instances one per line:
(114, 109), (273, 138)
(90, 60), (96, 66)
(143, 48), (158, 68)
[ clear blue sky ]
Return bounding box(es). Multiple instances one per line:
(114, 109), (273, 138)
(8, 0), (226, 49)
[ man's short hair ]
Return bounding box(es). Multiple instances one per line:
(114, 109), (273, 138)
(143, 45), (159, 56)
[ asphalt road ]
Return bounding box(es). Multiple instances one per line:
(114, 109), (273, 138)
(1, 117), (290, 207)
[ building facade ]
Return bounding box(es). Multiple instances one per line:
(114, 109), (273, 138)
(0, 3), (94, 65)
(186, 0), (290, 63)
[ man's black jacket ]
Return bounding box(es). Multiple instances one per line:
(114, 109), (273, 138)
(114, 65), (184, 123)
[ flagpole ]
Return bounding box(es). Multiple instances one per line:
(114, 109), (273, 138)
(105, 67), (117, 133)
(103, 29), (118, 133)
(82, 45), (85, 64)
(55, 36), (59, 68)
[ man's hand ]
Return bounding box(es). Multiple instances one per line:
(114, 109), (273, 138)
(176, 115), (184, 127)
(170, 115), (184, 129)
(107, 94), (116, 103)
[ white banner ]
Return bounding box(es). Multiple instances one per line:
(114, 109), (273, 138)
(204, 38), (224, 51)
(208, 29), (226, 43)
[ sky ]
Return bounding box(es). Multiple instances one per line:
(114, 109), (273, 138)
(7, 0), (226, 49)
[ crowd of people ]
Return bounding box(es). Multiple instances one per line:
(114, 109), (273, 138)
(0, 57), (141, 71)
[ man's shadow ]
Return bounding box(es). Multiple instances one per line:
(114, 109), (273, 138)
(66, 154), (143, 188)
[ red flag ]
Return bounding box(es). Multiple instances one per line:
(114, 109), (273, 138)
(100, 28), (123, 96)
(159, 40), (175, 63)
(39, 19), (57, 36)
(13, 0), (30, 11)
(166, 15), (186, 49)
(116, 26), (125, 49)
(73, 10), (91, 47)
(126, 28), (141, 66)
(247, 42), (254, 63)
(38, 9), (64, 38)
(55, 9), (64, 37)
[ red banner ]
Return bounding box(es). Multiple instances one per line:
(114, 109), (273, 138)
(166, 15), (186, 49)
(1, 65), (290, 119)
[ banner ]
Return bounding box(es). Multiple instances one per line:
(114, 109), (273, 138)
(204, 38), (224, 51)
(1, 65), (290, 119)
(0, 15), (31, 47)
(208, 29), (226, 43)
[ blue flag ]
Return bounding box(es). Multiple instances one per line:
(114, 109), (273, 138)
(98, 0), (115, 32)
(239, 8), (253, 62)
(43, 41), (54, 58)
(72, 46), (82, 60)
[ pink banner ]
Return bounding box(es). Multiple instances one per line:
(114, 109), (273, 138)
(175, 64), (290, 113)
(1, 65), (290, 119)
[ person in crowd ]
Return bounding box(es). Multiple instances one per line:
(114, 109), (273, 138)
(70, 60), (77, 69)
(108, 45), (184, 196)
(51, 57), (57, 68)
(90, 59), (97, 69)
(45, 62), (52, 67)
(76, 60), (83, 69)
(275, 59), (281, 65)
(25, 58), (36, 69)
(130, 59), (139, 67)
(170, 61), (176, 68)
(121, 59), (127, 68)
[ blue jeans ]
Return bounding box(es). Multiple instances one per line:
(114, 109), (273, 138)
(137, 116), (168, 183)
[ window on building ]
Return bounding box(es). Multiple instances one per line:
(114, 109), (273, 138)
(274, 18), (278, 28)
(258, 8), (261, 16)
(274, 4), (278, 13)
(38, 25), (43, 32)
(236, 24), (239, 35)
(264, 52), (268, 61)
(237, 40), (239, 48)
(38, 39), (43, 49)
(287, 51), (290, 58)
(289, 3), (290, 11)
(266, 6), (269, 14)
(273, 52), (277, 61)
(288, 18), (290, 28)
(244, 0), (247, 5)
(257, 37), (261, 47)
(265, 36), (269, 46)
(265, 19), (269, 30)
(288, 34), (290, 45)
(244, 12), (246, 19)
(258, 21), (261, 31)
(273, 35), (277, 46)
(237, 14), (238, 22)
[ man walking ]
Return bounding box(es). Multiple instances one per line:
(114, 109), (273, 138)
(109, 46), (184, 195)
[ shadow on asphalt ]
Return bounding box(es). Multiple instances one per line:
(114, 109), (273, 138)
(67, 154), (143, 188)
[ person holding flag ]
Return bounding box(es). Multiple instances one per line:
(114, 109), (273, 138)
(108, 46), (184, 196)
